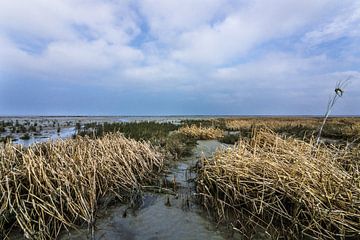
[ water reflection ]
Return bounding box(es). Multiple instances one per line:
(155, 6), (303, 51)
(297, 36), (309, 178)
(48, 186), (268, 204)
(61, 141), (235, 240)
(13, 127), (76, 147)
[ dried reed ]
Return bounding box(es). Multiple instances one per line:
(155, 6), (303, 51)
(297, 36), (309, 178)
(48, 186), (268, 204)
(316, 77), (351, 145)
(224, 118), (321, 131)
(197, 129), (360, 239)
(177, 125), (224, 140)
(0, 133), (163, 239)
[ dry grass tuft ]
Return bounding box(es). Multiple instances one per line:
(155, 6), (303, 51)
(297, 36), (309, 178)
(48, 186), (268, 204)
(197, 129), (360, 239)
(177, 125), (224, 140)
(0, 133), (163, 239)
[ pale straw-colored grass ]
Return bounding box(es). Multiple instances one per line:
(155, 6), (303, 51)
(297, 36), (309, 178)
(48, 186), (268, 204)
(0, 133), (163, 239)
(224, 118), (320, 131)
(197, 129), (360, 239)
(177, 125), (224, 139)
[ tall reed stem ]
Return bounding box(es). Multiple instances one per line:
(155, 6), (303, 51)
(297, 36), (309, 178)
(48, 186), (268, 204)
(316, 77), (351, 145)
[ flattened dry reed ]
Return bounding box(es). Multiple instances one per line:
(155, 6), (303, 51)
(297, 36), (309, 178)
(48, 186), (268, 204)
(0, 133), (163, 239)
(197, 129), (360, 239)
(177, 125), (224, 140)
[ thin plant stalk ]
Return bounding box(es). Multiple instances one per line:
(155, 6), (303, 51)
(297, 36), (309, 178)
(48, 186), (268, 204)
(316, 77), (351, 145)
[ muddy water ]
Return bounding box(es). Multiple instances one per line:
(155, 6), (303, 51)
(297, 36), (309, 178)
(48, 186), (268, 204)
(61, 140), (237, 240)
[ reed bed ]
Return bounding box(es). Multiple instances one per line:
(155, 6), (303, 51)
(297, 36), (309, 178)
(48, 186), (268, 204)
(224, 118), (360, 142)
(177, 125), (224, 140)
(78, 121), (179, 142)
(0, 133), (164, 239)
(197, 129), (360, 239)
(224, 118), (321, 131)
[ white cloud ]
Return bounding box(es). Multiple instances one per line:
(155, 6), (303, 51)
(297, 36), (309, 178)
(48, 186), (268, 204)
(0, 0), (352, 78)
(0, 0), (139, 44)
(0, 0), (144, 84)
(303, 1), (360, 46)
(169, 0), (338, 65)
(138, 0), (229, 42)
(212, 53), (328, 82)
(0, 0), (359, 115)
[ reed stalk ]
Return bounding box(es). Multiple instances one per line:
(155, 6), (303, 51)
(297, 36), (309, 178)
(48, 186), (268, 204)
(197, 129), (360, 239)
(0, 133), (164, 239)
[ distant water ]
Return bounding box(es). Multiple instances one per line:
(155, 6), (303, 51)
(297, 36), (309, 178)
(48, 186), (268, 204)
(0, 115), (230, 126)
(12, 127), (76, 147)
(3, 116), (219, 147)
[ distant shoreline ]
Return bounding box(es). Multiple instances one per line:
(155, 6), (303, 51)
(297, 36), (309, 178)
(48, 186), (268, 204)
(1, 115), (359, 118)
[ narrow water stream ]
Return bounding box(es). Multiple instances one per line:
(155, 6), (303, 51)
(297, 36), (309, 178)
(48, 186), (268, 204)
(61, 140), (237, 240)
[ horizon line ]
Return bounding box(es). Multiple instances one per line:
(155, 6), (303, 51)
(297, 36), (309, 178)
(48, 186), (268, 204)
(1, 114), (360, 118)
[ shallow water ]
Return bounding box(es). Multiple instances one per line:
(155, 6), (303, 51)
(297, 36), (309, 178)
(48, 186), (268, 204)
(60, 140), (236, 240)
(12, 127), (76, 147)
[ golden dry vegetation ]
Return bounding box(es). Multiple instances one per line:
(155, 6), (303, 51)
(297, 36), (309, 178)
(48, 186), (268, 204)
(223, 117), (360, 141)
(224, 118), (319, 130)
(0, 133), (163, 239)
(177, 125), (224, 140)
(197, 129), (360, 239)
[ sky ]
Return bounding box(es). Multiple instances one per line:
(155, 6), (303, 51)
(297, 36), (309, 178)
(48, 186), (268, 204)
(0, 0), (359, 116)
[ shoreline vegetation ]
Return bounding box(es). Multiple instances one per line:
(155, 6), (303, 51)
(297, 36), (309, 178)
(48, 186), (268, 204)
(197, 128), (360, 239)
(0, 133), (164, 239)
(176, 125), (224, 140)
(1, 117), (360, 239)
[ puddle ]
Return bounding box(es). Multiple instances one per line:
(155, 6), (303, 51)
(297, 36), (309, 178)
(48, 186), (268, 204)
(60, 140), (236, 240)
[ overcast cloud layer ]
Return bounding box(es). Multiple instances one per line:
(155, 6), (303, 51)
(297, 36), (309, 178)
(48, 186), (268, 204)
(0, 0), (359, 115)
